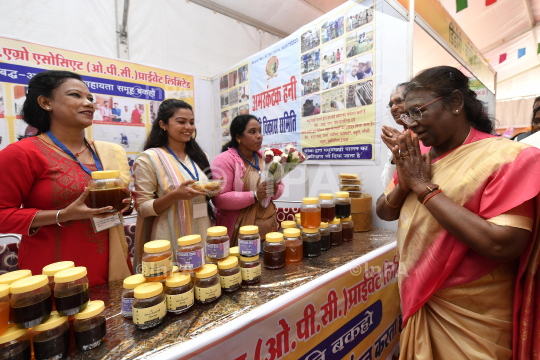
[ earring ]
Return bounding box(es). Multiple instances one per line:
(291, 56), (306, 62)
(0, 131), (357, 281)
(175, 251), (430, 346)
(456, 110), (459, 113)
(47, 107), (50, 110)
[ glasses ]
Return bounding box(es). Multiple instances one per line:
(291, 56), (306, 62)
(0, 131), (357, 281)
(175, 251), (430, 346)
(400, 96), (443, 126)
(386, 98), (404, 108)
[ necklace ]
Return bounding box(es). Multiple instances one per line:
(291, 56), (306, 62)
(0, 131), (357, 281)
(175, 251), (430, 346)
(40, 134), (94, 158)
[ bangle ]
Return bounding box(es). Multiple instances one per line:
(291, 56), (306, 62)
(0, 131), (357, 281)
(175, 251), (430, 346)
(253, 191), (259, 202)
(385, 193), (399, 209)
(56, 210), (68, 227)
(422, 189), (442, 205)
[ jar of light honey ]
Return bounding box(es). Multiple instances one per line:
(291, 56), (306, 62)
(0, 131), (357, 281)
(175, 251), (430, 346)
(141, 240), (173, 282)
(300, 197), (321, 229)
(86, 170), (128, 213)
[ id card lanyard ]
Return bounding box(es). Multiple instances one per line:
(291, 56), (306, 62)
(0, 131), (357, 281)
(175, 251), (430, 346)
(46, 131), (102, 175)
(164, 145), (199, 181)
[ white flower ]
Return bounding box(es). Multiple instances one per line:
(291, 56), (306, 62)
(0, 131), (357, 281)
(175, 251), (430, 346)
(264, 149), (274, 157)
(264, 148), (272, 153)
(285, 144), (295, 153)
(292, 152), (300, 160)
(272, 156), (281, 163)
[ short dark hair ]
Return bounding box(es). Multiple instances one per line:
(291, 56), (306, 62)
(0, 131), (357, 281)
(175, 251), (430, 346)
(21, 70), (84, 133)
(221, 114), (259, 152)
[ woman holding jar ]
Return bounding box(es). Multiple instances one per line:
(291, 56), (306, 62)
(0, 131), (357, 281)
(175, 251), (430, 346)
(133, 99), (212, 270)
(0, 70), (133, 286)
(211, 115), (284, 245)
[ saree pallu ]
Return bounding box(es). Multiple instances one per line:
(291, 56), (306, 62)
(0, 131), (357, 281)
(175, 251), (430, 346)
(134, 148), (195, 272)
(390, 134), (540, 359)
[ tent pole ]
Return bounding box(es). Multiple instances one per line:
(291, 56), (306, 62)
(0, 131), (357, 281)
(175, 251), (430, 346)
(406, 0), (415, 80)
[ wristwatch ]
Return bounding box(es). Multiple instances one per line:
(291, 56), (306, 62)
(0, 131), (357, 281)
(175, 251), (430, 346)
(417, 184), (440, 203)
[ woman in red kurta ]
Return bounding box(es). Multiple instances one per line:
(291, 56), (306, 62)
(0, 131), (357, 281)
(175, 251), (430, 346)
(0, 70), (133, 287)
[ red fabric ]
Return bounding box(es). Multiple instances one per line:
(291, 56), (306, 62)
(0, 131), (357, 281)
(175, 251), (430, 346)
(0, 138), (109, 287)
(500, 53), (507, 64)
(486, 0), (497, 5)
(131, 109), (142, 124)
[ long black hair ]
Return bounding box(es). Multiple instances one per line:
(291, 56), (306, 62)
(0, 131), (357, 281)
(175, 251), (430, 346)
(404, 66), (495, 134)
(22, 70), (84, 134)
(221, 114), (259, 152)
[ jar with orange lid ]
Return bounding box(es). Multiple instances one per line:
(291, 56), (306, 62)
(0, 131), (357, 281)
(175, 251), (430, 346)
(0, 325), (30, 360)
(238, 226), (260, 256)
(239, 255), (261, 285)
(177, 235), (205, 271)
(42, 261), (74, 311)
(280, 221), (296, 234)
(132, 283), (166, 330)
(319, 222), (331, 251)
(335, 192), (351, 219)
(300, 197), (321, 229)
(86, 170), (128, 213)
(33, 311), (70, 359)
(141, 240), (173, 282)
(10, 275), (52, 329)
(217, 257), (241, 293)
(0, 285), (9, 336)
(341, 216), (354, 242)
(122, 274), (146, 318)
(0, 270), (31, 287)
(54, 266), (89, 316)
(165, 274), (194, 314)
(302, 228), (321, 258)
(206, 226), (230, 260)
(73, 300), (106, 351)
(194, 265), (221, 304)
(319, 193), (335, 223)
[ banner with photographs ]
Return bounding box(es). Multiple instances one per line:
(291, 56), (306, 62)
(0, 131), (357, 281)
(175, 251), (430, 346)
(217, 0), (377, 162)
(0, 36), (194, 186)
(219, 62), (250, 145)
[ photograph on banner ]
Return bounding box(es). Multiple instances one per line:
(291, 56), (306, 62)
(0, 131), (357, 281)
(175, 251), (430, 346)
(321, 13), (345, 44)
(220, 92), (229, 109)
(346, 52), (374, 83)
(221, 110), (230, 126)
(238, 84), (250, 104)
(301, 26), (321, 53)
(239, 104), (249, 115)
(346, 0), (374, 32)
(322, 87), (346, 113)
(346, 80), (374, 108)
(12, 85), (26, 117)
(301, 94), (322, 117)
(0, 119), (8, 150)
(346, 24), (374, 58)
(322, 63), (345, 90)
(221, 127), (230, 142)
(321, 39), (345, 67)
(149, 100), (161, 124)
(238, 64), (249, 84)
(92, 124), (146, 152)
(93, 96), (146, 126)
(301, 49), (320, 75)
(229, 88), (239, 106)
(231, 107), (239, 120)
(228, 70), (238, 88)
(301, 71), (320, 96)
(219, 74), (228, 91)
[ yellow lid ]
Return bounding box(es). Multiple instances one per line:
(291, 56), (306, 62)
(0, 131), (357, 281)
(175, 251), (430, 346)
(319, 222), (329, 229)
(319, 193), (334, 200)
(303, 228), (319, 234)
(217, 256), (239, 270)
(0, 285), (8, 298)
(42, 262), (75, 277)
(266, 232), (283, 243)
(134, 282), (163, 299)
(54, 267), (87, 283)
(329, 218), (341, 225)
(91, 170), (120, 180)
(341, 216), (352, 222)
(34, 311), (68, 332)
(73, 300), (105, 320)
(336, 191), (350, 198)
(230, 247), (240, 257)
(195, 264), (218, 279)
(171, 266), (179, 274)
(144, 240), (171, 253)
(0, 325), (28, 345)
(123, 274), (146, 290)
(295, 213), (301, 219)
(10, 275), (48, 294)
(302, 197), (319, 205)
(280, 221), (296, 229)
(283, 228), (301, 237)
(240, 255), (259, 262)
(178, 235), (202, 246)
(0, 270), (32, 285)
(165, 274), (191, 287)
(239, 225), (259, 235)
(207, 226), (228, 237)
(205, 256), (218, 263)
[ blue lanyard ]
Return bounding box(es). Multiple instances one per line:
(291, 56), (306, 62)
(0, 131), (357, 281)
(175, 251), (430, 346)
(46, 131), (102, 176)
(164, 145), (199, 181)
(236, 149), (261, 177)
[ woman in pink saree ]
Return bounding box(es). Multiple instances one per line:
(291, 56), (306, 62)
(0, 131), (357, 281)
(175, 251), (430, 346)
(376, 66), (540, 359)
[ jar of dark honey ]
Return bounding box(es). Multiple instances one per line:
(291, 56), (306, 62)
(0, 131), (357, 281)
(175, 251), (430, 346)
(194, 265), (221, 304)
(54, 267), (89, 316)
(263, 232), (286, 269)
(33, 311), (70, 360)
(10, 275), (52, 329)
(177, 235), (205, 271)
(217, 257), (241, 293)
(206, 226), (230, 260)
(86, 170), (128, 213)
(238, 226), (261, 257)
(0, 325), (31, 360)
(341, 216), (354, 242)
(132, 283), (166, 330)
(165, 274), (194, 314)
(239, 255), (261, 286)
(42, 262), (74, 311)
(73, 300), (106, 351)
(122, 274), (146, 318)
(319, 222), (331, 251)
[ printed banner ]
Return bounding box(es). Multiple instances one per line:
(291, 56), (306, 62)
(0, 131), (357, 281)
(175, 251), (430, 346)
(218, 0), (377, 163)
(173, 243), (401, 360)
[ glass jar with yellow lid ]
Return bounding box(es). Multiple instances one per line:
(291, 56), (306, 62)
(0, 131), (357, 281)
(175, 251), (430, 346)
(283, 228), (303, 263)
(73, 300), (106, 351)
(0, 285), (9, 336)
(217, 257), (241, 293)
(206, 226), (230, 260)
(0, 270), (31, 286)
(319, 193), (335, 223)
(319, 222), (331, 251)
(239, 255), (261, 285)
(177, 235), (205, 271)
(165, 274), (194, 314)
(335, 192), (351, 219)
(280, 221), (297, 234)
(302, 228), (321, 258)
(54, 266), (89, 316)
(42, 261), (74, 311)
(141, 240), (173, 282)
(0, 325), (30, 360)
(263, 232), (286, 269)
(300, 197), (321, 229)
(121, 274), (146, 318)
(86, 170), (128, 213)
(230, 247), (240, 258)
(33, 311), (70, 359)
(132, 283), (166, 330)
(10, 275), (52, 329)
(341, 216), (354, 242)
(329, 218), (343, 246)
(238, 226), (260, 256)
(194, 264), (221, 304)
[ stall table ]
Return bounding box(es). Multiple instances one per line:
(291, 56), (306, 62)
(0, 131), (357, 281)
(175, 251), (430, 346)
(65, 228), (397, 359)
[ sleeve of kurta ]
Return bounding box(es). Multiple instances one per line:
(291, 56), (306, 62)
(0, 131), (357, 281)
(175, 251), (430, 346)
(211, 154), (255, 211)
(0, 142), (43, 235)
(132, 154), (160, 217)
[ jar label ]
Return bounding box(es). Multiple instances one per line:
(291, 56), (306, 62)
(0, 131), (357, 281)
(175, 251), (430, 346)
(121, 297), (135, 317)
(166, 288), (194, 311)
(177, 250), (204, 270)
(220, 272), (242, 289)
(195, 283), (221, 302)
(241, 264), (261, 281)
(142, 255), (172, 277)
(133, 300), (166, 325)
(239, 239), (260, 256)
(206, 241), (230, 259)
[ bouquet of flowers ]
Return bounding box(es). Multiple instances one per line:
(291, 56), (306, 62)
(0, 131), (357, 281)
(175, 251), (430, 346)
(261, 144), (307, 207)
